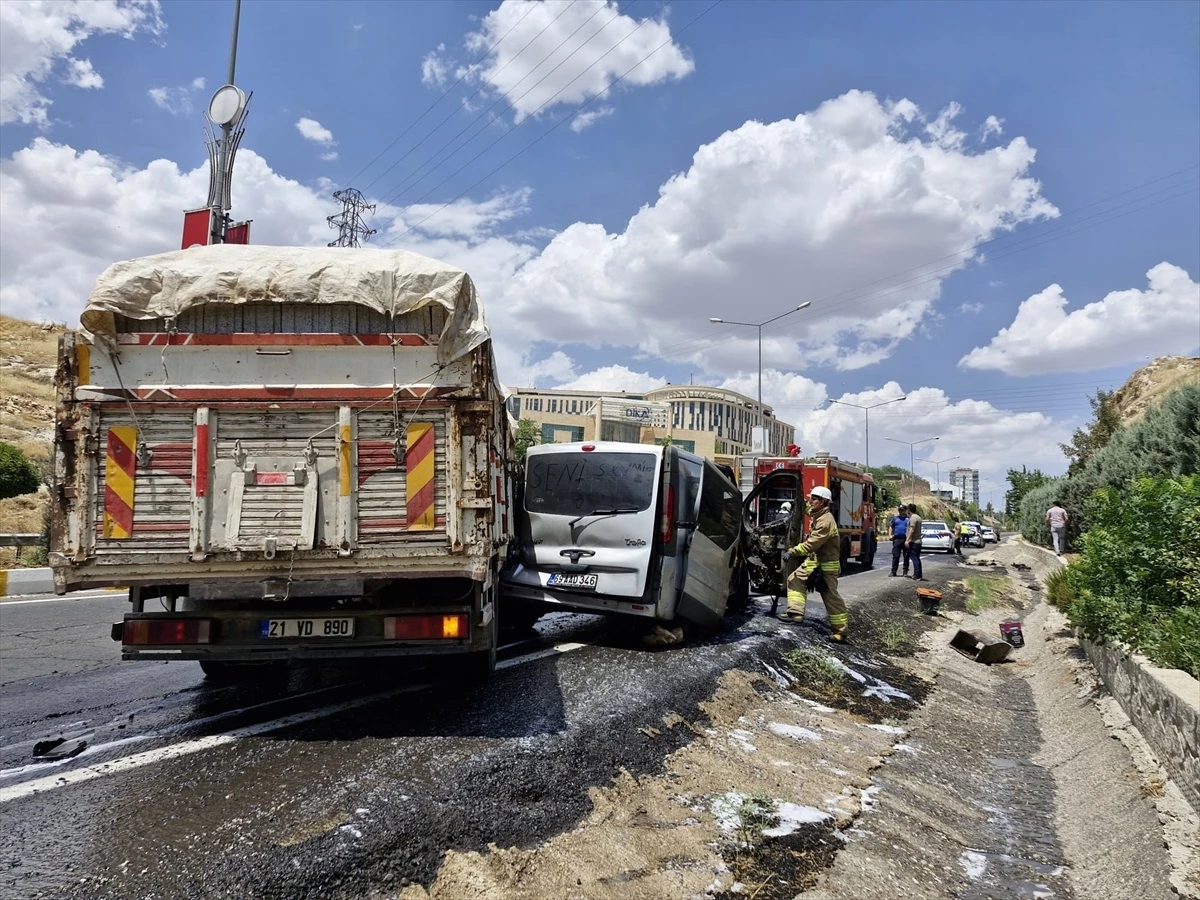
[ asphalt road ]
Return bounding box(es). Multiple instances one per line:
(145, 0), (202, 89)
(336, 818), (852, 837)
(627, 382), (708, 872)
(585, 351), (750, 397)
(0, 548), (972, 900)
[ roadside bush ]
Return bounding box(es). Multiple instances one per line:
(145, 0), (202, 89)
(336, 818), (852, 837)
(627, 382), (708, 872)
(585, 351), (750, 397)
(1066, 475), (1200, 678)
(1043, 566), (1075, 613)
(1019, 384), (1200, 548)
(0, 442), (40, 500)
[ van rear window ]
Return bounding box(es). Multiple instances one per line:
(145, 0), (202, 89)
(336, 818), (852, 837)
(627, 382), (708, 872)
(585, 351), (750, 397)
(525, 452), (657, 515)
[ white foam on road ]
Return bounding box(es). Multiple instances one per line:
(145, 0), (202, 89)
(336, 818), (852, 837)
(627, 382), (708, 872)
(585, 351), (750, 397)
(0, 640), (588, 804)
(762, 802), (831, 837)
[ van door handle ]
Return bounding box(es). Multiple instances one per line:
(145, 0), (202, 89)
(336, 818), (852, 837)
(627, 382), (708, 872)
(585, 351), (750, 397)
(255, 348), (292, 356)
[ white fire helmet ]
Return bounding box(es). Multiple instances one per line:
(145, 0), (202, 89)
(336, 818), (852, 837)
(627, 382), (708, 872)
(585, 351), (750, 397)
(780, 501), (793, 512)
(809, 486), (833, 503)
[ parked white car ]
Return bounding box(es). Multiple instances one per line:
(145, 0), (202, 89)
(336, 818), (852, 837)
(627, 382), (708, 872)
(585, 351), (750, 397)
(981, 526), (999, 543)
(921, 521), (955, 553)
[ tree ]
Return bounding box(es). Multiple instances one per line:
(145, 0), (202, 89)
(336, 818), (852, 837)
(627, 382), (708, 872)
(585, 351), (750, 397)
(514, 419), (540, 461)
(0, 442), (40, 500)
(1005, 465), (1051, 518)
(1059, 389), (1122, 476)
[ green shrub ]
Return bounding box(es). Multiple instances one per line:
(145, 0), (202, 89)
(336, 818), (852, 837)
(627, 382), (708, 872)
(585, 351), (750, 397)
(1066, 475), (1200, 677)
(1019, 384), (1200, 548)
(0, 442), (40, 500)
(1043, 566), (1075, 612)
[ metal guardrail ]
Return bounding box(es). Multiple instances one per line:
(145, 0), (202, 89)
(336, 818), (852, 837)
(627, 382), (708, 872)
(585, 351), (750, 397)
(0, 533), (42, 552)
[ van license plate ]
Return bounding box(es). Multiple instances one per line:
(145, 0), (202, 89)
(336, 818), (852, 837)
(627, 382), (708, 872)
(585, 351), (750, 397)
(548, 574), (598, 589)
(260, 618), (355, 639)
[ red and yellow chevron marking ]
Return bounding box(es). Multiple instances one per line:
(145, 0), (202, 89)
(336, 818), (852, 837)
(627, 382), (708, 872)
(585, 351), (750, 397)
(405, 422), (436, 531)
(338, 424), (353, 497)
(103, 427), (137, 539)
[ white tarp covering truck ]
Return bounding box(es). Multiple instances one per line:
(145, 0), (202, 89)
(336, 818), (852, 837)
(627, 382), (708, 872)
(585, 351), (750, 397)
(50, 245), (511, 680)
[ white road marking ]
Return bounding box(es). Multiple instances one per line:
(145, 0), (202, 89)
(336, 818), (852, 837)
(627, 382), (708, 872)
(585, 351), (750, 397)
(0, 682), (351, 772)
(0, 591), (118, 606)
(497, 641), (586, 670)
(0, 640), (589, 804)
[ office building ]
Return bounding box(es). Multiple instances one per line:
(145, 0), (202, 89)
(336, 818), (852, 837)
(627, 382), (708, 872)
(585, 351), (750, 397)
(507, 384), (796, 460)
(950, 467), (980, 507)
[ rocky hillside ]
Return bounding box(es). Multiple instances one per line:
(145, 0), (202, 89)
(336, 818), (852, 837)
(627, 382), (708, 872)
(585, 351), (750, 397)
(1109, 355), (1200, 425)
(0, 315), (61, 544)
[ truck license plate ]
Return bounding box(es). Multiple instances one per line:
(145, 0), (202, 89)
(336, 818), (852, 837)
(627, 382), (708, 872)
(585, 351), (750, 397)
(260, 618), (355, 639)
(547, 573), (598, 589)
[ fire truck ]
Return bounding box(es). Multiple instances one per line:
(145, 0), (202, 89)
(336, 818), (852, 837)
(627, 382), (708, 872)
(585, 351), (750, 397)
(739, 449), (878, 596)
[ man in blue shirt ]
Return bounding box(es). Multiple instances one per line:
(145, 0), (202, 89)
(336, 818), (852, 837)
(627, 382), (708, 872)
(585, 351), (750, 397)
(888, 505), (909, 577)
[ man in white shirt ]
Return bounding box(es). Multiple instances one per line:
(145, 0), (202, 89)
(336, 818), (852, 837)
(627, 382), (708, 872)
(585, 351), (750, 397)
(1046, 501), (1069, 555)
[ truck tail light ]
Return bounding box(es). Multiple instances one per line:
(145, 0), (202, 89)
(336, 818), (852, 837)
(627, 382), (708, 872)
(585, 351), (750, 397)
(123, 619), (212, 645)
(384, 614), (468, 641)
(660, 484), (675, 545)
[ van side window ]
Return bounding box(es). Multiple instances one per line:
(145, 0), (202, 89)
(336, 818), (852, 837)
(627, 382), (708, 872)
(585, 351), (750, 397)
(698, 462), (741, 550)
(680, 457), (702, 519)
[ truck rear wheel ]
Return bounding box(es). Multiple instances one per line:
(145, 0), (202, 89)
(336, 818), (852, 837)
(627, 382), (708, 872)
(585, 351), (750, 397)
(199, 660), (287, 683)
(459, 594), (498, 682)
(860, 534), (877, 569)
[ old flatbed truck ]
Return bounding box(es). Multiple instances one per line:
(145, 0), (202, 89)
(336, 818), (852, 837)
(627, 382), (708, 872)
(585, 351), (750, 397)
(50, 245), (511, 680)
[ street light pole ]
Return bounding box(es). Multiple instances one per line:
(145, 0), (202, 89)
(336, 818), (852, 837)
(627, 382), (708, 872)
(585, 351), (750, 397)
(710, 301), (811, 454)
(829, 396), (906, 469)
(885, 435), (939, 503)
(916, 455), (960, 500)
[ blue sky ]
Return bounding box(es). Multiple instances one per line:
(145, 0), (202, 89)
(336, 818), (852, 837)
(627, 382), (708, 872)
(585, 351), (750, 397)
(1, 0), (1197, 495)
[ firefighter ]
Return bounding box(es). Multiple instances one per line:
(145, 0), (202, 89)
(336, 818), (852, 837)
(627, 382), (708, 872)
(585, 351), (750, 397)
(783, 486), (848, 642)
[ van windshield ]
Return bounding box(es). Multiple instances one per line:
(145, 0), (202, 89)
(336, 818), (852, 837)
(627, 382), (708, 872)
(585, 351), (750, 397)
(525, 452), (657, 516)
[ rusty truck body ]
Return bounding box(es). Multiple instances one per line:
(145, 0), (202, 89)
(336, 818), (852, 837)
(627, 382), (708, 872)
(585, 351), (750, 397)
(50, 245), (511, 680)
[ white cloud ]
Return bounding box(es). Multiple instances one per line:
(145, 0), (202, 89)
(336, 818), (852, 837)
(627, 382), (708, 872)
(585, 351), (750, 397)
(64, 58), (103, 90)
(753, 378), (1069, 486)
(570, 105), (614, 133)
(421, 43), (449, 88)
(960, 263), (1200, 376)
(148, 76), (207, 115)
(981, 115), (1004, 141)
(434, 0), (694, 122)
(959, 301), (984, 314)
(401, 188), (531, 239)
(496, 90), (1057, 375)
(555, 364), (662, 393)
(0, 0), (162, 126)
(295, 116), (335, 145)
(0, 137), (536, 326)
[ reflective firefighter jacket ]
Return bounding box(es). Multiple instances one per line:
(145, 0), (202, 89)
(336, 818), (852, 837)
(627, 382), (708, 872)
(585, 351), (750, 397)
(794, 509), (841, 574)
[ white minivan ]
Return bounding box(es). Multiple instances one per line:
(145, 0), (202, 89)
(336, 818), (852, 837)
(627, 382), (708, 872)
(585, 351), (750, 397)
(501, 442), (747, 628)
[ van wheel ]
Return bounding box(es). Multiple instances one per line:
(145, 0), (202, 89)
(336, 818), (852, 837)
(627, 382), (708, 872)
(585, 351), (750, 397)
(727, 563), (751, 611)
(501, 602), (544, 634)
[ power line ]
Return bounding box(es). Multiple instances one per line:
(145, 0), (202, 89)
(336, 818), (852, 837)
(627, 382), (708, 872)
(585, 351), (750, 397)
(655, 178), (1199, 358)
(654, 167), (1198, 356)
(375, 0), (722, 246)
(357, 0), (583, 196)
(341, 0), (543, 191)
(369, 0), (624, 206)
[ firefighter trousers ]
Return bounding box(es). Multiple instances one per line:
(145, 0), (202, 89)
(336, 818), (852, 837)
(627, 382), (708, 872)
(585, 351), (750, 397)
(785, 568), (848, 636)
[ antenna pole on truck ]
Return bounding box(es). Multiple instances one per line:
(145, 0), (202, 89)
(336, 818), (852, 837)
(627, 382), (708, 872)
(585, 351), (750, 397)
(195, 0), (251, 247)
